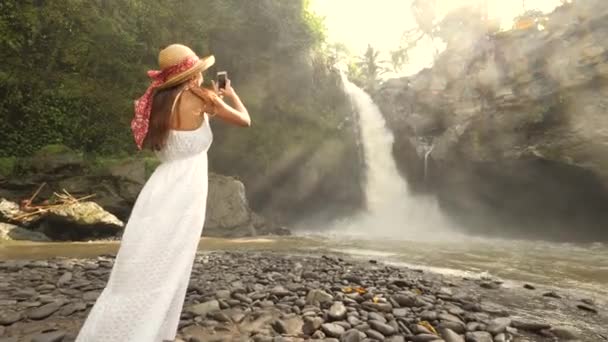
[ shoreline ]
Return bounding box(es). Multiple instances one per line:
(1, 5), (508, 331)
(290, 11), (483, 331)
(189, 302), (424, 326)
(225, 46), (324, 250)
(0, 250), (605, 341)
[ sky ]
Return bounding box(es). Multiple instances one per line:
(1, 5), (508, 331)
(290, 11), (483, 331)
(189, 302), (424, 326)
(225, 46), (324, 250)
(310, 0), (565, 75)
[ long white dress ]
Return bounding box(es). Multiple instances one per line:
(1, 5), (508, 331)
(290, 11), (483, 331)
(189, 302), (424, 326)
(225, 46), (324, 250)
(76, 116), (213, 342)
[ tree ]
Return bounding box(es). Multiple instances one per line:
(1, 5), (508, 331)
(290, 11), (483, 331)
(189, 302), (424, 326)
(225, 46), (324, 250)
(353, 45), (389, 91)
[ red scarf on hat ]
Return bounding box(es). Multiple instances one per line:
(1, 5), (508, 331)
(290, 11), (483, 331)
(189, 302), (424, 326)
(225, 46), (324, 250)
(131, 55), (199, 150)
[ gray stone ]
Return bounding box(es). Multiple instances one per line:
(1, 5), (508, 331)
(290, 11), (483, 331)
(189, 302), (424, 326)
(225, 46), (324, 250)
(329, 302), (347, 321)
(321, 323), (345, 338)
(464, 331), (493, 342)
(438, 321), (466, 334)
(440, 328), (465, 342)
(511, 319), (550, 332)
(271, 320), (288, 334)
(204, 174), (255, 237)
(0, 337), (18, 342)
(386, 336), (405, 342)
(393, 308), (408, 317)
(186, 300), (220, 316)
(368, 320), (396, 336)
(410, 334), (441, 342)
(391, 293), (419, 307)
(494, 333), (507, 342)
(303, 316), (324, 336)
(367, 312), (387, 323)
(0, 223), (50, 242)
(43, 201), (124, 239)
(550, 326), (579, 340)
(576, 304), (598, 314)
(364, 329), (385, 340)
(420, 310), (438, 321)
(271, 285), (290, 297)
(347, 315), (362, 326)
(82, 291), (101, 301)
(486, 317), (511, 335)
(31, 331), (66, 342)
(439, 313), (464, 325)
(0, 311), (21, 325)
(28, 301), (64, 320)
(341, 329), (364, 342)
(306, 290), (334, 306)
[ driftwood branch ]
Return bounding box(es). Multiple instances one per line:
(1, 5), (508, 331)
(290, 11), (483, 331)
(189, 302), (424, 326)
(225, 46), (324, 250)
(9, 185), (96, 223)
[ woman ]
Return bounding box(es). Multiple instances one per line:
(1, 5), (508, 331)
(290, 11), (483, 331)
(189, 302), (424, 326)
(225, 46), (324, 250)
(76, 44), (250, 342)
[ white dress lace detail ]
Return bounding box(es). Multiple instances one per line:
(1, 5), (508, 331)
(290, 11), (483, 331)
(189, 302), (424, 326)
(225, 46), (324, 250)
(76, 116), (213, 342)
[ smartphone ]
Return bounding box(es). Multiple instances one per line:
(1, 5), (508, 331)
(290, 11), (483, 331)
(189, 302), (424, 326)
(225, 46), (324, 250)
(217, 71), (227, 90)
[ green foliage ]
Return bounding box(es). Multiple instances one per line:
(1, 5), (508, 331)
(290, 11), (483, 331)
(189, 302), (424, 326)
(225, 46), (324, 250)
(0, 157), (16, 177)
(349, 45), (390, 92)
(0, 0), (335, 161)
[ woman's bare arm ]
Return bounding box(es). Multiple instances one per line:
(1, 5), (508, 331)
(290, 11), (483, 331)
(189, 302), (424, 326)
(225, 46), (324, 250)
(211, 79), (251, 127)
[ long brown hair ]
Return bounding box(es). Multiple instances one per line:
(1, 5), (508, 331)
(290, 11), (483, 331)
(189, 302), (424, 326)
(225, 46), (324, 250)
(144, 80), (217, 151)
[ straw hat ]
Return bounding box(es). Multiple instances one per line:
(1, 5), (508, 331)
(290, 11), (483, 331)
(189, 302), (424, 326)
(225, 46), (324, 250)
(157, 44), (215, 89)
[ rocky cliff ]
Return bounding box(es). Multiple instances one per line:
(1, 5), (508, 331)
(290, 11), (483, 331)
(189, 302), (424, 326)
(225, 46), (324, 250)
(376, 1), (608, 241)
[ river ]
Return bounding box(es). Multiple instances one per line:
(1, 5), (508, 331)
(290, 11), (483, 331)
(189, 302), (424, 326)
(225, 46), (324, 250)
(2, 235), (606, 302)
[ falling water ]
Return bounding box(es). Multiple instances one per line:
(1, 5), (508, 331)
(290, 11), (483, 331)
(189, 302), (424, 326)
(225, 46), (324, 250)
(334, 74), (454, 239)
(424, 144), (435, 183)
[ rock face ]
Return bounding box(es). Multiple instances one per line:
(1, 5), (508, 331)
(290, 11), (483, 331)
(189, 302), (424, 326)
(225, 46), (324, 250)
(0, 146), (287, 240)
(0, 222), (50, 242)
(40, 202), (124, 241)
(375, 1), (608, 241)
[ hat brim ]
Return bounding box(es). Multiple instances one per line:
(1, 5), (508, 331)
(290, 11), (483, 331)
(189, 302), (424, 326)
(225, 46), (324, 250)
(158, 55), (215, 90)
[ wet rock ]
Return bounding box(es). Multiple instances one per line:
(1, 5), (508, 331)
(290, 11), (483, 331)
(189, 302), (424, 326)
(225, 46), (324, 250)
(341, 329), (364, 342)
(494, 333), (507, 342)
(511, 319), (551, 332)
(329, 302), (347, 321)
(0, 337), (18, 342)
(410, 334), (441, 342)
(479, 282), (500, 290)
(82, 291), (101, 301)
(464, 331), (493, 342)
(438, 321), (466, 334)
(40, 201), (124, 241)
(368, 320), (396, 336)
(186, 300), (220, 316)
(550, 326), (579, 340)
(347, 315), (362, 326)
(271, 319), (288, 334)
(392, 293), (420, 307)
(367, 312), (387, 323)
(306, 289), (333, 306)
(58, 302), (87, 316)
(486, 317), (511, 335)
(30, 331), (66, 342)
(542, 291), (561, 299)
(0, 311), (21, 325)
(0, 223), (50, 242)
(440, 328), (465, 342)
(28, 301), (64, 320)
(321, 323), (345, 338)
(271, 285), (290, 297)
(364, 329), (385, 340)
(303, 316), (324, 336)
(439, 313), (464, 325)
(576, 303), (598, 314)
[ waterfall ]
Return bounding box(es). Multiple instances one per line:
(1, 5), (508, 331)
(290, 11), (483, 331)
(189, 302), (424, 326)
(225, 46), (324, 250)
(424, 144), (435, 183)
(333, 74), (453, 239)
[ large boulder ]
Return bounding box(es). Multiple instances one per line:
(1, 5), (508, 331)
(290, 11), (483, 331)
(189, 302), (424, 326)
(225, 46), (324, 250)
(375, 1), (608, 241)
(204, 174), (255, 237)
(0, 222), (50, 242)
(39, 202), (124, 241)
